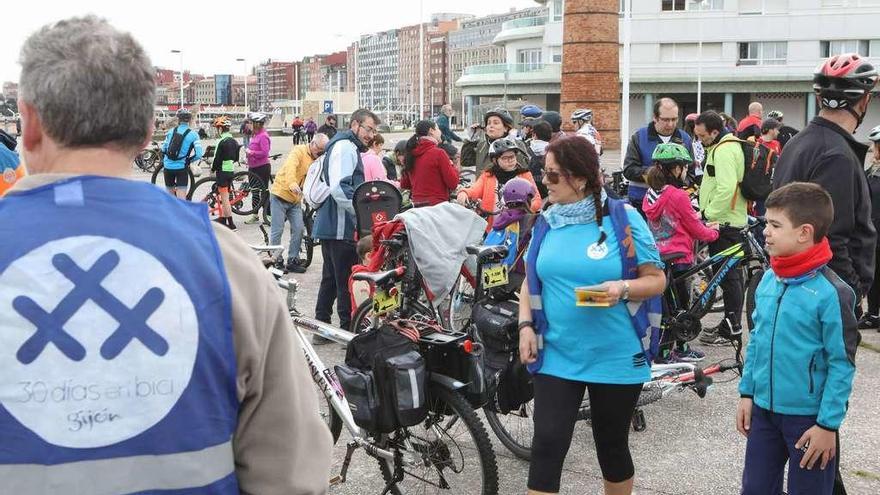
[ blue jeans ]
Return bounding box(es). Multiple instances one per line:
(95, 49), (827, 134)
(742, 405), (837, 495)
(269, 194), (304, 263)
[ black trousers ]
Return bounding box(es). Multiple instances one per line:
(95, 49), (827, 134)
(710, 226), (745, 327)
(528, 374), (642, 492)
(315, 239), (359, 330)
(250, 164), (271, 213)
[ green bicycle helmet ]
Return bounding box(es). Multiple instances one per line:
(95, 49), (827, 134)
(651, 142), (692, 165)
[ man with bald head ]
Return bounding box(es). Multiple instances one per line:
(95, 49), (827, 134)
(270, 132), (330, 273)
(736, 101), (764, 141)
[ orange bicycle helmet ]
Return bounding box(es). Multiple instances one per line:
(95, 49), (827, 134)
(212, 115), (232, 128)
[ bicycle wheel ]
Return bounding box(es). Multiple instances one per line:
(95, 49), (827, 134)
(745, 268), (764, 331)
(230, 170), (265, 216)
(313, 379), (343, 445)
(378, 386), (499, 495)
(299, 208), (314, 268)
(350, 300), (376, 334)
(187, 177), (221, 218)
(483, 402), (533, 461)
(446, 271), (476, 332)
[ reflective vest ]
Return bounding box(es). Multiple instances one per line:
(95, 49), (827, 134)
(0, 176), (239, 494)
(630, 127), (693, 202)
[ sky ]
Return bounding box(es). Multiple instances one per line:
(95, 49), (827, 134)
(2, 0), (538, 84)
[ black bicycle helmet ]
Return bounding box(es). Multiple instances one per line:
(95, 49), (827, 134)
(176, 108), (192, 122)
(488, 138), (523, 160)
(484, 108), (514, 128)
(541, 111), (562, 133)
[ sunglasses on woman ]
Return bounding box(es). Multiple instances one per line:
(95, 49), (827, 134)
(544, 169), (568, 184)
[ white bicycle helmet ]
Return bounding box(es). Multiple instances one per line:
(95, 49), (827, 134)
(571, 108), (593, 123)
(868, 124), (880, 142)
(248, 112), (268, 124)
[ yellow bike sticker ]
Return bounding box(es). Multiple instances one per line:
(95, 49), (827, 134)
(483, 264), (509, 289)
(373, 286), (402, 315)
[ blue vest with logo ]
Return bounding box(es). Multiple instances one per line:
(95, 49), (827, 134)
(0, 176), (239, 494)
(630, 127), (693, 202)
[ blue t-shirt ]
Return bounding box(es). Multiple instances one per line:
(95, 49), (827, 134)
(534, 208), (661, 384)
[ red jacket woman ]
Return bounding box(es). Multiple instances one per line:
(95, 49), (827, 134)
(400, 120), (460, 207)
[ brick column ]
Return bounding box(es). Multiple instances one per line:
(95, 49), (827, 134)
(561, 0), (620, 149)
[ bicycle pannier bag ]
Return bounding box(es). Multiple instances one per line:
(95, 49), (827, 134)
(472, 299), (519, 352)
(378, 350), (428, 428)
(335, 365), (383, 432)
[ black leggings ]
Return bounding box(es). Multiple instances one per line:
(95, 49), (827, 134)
(250, 164), (271, 213)
(528, 374), (643, 492)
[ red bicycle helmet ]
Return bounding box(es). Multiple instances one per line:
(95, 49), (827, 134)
(813, 53), (878, 109)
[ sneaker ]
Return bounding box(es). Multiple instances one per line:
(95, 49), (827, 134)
(653, 351), (679, 365)
(212, 217), (226, 226)
(676, 347), (706, 363)
(312, 334), (333, 345)
(858, 314), (880, 330)
(699, 329), (731, 347)
(227, 220), (237, 232)
(285, 260), (306, 274)
(244, 214), (261, 224)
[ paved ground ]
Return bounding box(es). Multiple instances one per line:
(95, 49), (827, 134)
(134, 134), (880, 494)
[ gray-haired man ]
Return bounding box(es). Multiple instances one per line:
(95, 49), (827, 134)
(3, 16), (330, 493)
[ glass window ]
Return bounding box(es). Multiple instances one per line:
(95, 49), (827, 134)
(821, 40), (870, 57)
(662, 0), (686, 10)
(552, 0), (564, 21)
(738, 41), (787, 65)
(516, 49), (543, 71)
(550, 46), (563, 63)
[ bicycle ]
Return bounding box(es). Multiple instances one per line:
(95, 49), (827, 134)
(663, 216), (768, 339)
(186, 170), (265, 217)
(251, 244), (499, 494)
(133, 141), (161, 173)
(257, 203), (316, 269)
(149, 162), (196, 194)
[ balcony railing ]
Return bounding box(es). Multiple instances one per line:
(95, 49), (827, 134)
(500, 16), (548, 31)
(463, 63), (558, 76)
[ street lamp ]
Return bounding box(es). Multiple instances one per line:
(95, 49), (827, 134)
(419, 0), (425, 118)
(171, 50), (184, 107)
(621, 0), (632, 169)
(696, 0), (709, 113)
(236, 58), (248, 112)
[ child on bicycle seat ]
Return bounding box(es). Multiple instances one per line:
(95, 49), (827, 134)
(483, 177), (539, 292)
(737, 182), (858, 495)
(642, 143), (719, 363)
(349, 235), (375, 323)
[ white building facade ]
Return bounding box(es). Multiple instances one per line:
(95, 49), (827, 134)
(457, 0), (880, 139)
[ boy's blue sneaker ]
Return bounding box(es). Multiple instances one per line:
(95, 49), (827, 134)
(675, 347), (706, 362)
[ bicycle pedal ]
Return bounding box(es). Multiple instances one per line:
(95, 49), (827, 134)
(329, 475), (343, 486)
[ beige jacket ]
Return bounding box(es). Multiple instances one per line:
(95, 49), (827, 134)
(9, 174), (332, 495)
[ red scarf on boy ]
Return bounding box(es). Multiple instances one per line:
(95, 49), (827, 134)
(769, 237), (833, 279)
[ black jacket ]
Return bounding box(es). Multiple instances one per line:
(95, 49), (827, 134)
(772, 116), (876, 294)
(211, 135), (241, 173)
(777, 125), (799, 149)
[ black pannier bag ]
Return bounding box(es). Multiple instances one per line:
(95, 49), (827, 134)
(335, 324), (428, 433)
(472, 299), (534, 414)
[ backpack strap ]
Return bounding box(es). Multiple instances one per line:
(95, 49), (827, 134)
(607, 198), (663, 364)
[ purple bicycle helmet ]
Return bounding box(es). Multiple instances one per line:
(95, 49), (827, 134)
(502, 177), (535, 206)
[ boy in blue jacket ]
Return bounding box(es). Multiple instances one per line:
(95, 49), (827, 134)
(737, 182), (859, 495)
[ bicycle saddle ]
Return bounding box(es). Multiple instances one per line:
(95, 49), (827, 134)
(661, 252), (687, 264)
(352, 267), (404, 286)
(466, 244), (509, 263)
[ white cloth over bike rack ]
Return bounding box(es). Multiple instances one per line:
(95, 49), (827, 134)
(397, 202), (487, 307)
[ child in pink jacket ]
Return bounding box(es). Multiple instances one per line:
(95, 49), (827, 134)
(642, 143), (719, 364)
